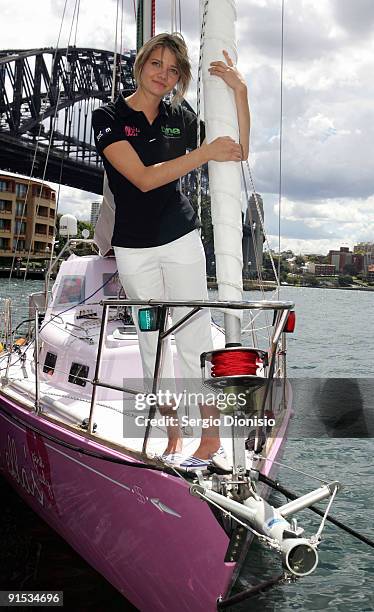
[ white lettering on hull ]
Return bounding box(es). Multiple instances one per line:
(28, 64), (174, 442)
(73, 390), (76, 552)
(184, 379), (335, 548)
(5, 435), (44, 506)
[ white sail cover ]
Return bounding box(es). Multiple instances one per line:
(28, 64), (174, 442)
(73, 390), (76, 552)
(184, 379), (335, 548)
(201, 0), (243, 320)
(93, 174), (115, 256)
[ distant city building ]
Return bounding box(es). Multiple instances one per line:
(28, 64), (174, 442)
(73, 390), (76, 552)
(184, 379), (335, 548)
(363, 254), (373, 275)
(328, 247), (353, 273)
(353, 243), (374, 274)
(304, 262), (336, 276)
(352, 254), (364, 273)
(286, 256), (297, 270)
(242, 193), (264, 277)
(353, 242), (374, 255)
(90, 201), (101, 227)
(367, 264), (374, 282)
(0, 173), (55, 259)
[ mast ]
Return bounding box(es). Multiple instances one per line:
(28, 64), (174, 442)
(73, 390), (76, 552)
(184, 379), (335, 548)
(200, 0), (243, 346)
(136, 0), (156, 51)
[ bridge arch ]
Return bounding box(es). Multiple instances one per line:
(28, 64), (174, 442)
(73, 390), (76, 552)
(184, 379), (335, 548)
(0, 47), (136, 192)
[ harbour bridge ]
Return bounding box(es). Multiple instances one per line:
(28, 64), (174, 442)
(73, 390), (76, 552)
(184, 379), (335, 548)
(0, 47), (136, 194)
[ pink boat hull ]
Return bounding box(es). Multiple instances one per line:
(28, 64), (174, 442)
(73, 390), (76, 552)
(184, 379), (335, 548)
(0, 397), (237, 611)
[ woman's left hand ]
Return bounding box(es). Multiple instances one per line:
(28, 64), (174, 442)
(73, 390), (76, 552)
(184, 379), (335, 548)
(208, 50), (247, 93)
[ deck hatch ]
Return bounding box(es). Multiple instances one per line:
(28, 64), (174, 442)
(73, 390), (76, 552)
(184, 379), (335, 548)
(68, 362), (89, 387)
(43, 351), (57, 375)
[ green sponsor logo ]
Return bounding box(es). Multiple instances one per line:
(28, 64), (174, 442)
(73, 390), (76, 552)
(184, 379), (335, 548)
(161, 126), (181, 138)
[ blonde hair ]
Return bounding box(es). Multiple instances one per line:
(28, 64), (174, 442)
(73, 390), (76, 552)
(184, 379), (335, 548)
(134, 33), (192, 107)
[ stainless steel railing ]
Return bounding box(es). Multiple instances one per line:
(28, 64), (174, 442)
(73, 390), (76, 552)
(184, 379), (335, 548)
(87, 298), (294, 451)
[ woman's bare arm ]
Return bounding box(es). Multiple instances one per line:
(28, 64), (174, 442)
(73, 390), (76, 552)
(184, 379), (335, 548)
(209, 50), (250, 160)
(103, 136), (242, 193)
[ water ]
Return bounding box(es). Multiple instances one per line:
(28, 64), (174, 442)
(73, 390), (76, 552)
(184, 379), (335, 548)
(230, 286), (374, 612)
(281, 286), (374, 378)
(1, 281), (373, 611)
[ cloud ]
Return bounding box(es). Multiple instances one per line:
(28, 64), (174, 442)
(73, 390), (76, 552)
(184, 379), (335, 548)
(260, 194), (374, 251)
(268, 236), (351, 255)
(1, 0), (374, 254)
(331, 0), (374, 37)
(1, 0), (136, 52)
(57, 185), (98, 221)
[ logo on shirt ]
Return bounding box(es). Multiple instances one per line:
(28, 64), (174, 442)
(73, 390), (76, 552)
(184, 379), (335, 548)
(124, 125), (140, 137)
(97, 127), (112, 141)
(161, 126), (181, 138)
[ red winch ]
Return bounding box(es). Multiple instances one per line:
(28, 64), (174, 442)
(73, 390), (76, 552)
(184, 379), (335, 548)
(210, 348), (266, 378)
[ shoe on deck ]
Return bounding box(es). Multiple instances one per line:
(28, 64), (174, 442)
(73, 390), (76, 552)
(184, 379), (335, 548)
(161, 452), (184, 465)
(180, 446), (226, 471)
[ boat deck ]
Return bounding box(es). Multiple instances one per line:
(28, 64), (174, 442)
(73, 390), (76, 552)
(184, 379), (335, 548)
(1, 361), (290, 474)
(2, 375), (240, 464)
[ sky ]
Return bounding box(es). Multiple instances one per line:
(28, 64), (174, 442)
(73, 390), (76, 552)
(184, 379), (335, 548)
(1, 0), (374, 254)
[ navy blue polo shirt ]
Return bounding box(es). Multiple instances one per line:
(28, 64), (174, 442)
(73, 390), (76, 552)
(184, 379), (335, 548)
(92, 94), (205, 248)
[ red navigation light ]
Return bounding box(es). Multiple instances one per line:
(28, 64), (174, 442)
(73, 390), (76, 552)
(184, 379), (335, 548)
(284, 310), (296, 333)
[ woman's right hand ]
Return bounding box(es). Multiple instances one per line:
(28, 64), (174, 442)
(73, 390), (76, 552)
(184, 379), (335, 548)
(204, 136), (243, 162)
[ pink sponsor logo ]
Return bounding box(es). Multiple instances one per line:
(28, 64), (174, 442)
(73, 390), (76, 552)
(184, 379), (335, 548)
(124, 125), (140, 137)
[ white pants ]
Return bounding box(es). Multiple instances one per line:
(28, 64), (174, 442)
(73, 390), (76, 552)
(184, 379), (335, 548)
(114, 230), (213, 394)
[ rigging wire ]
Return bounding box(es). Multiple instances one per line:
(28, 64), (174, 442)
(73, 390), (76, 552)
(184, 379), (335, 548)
(178, 0), (182, 33)
(244, 162), (280, 286)
(277, 0), (285, 296)
(43, 0), (84, 301)
(73, 0), (81, 45)
(196, 0), (210, 227)
(8, 0), (70, 284)
(171, 0), (177, 32)
(240, 164), (272, 345)
(24, 0), (82, 282)
(170, 0), (182, 33)
(239, 0), (287, 292)
(119, 0), (125, 87)
(254, 454), (330, 484)
(111, 0), (121, 101)
(171, 0), (174, 32)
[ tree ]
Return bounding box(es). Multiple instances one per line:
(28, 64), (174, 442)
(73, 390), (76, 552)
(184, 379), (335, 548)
(262, 252), (290, 281)
(286, 274), (299, 285)
(343, 263), (356, 276)
(54, 214), (94, 254)
(302, 273), (320, 287)
(190, 193), (216, 275)
(338, 275), (353, 287)
(78, 220), (94, 237)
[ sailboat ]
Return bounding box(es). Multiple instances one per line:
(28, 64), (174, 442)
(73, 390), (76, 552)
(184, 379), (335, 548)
(0, 1), (340, 610)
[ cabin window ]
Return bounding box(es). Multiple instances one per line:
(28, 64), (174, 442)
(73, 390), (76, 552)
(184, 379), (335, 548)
(102, 272), (122, 296)
(55, 275), (85, 307)
(43, 352), (57, 375)
(68, 362), (89, 387)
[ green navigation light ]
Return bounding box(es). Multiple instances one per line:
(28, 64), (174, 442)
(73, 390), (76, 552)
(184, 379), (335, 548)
(138, 307), (161, 331)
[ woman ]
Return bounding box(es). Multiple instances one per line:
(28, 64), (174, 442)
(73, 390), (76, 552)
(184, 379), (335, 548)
(92, 33), (250, 468)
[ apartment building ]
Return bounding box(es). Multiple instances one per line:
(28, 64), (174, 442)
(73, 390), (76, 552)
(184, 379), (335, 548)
(367, 264), (374, 282)
(353, 242), (374, 256)
(328, 247), (353, 273)
(0, 174), (56, 259)
(90, 201), (101, 227)
(304, 261), (336, 276)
